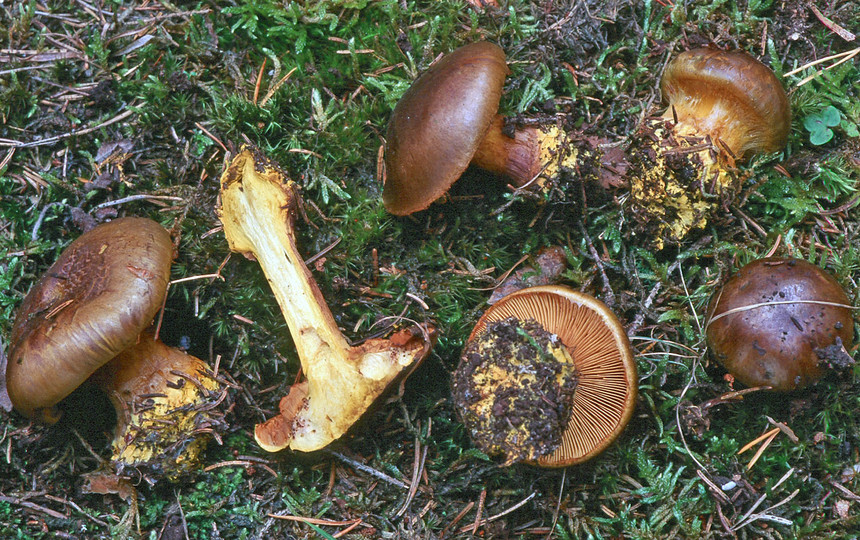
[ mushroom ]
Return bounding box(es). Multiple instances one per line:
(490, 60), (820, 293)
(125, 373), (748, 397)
(627, 47), (790, 248)
(6, 217), (223, 478)
(218, 146), (434, 453)
(706, 257), (854, 392)
(452, 285), (637, 467)
(382, 41), (577, 215)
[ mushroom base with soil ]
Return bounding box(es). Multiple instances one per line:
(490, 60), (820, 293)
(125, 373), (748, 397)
(453, 317), (579, 465)
(458, 286), (637, 468)
(626, 117), (735, 250)
(93, 332), (225, 479)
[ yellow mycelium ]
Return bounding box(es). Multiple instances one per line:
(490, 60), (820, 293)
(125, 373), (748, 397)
(95, 334), (224, 480)
(453, 317), (578, 465)
(535, 124), (580, 184)
(628, 117), (734, 250)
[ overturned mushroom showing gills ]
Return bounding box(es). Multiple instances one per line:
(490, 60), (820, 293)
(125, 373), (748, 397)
(218, 147), (433, 453)
(706, 257), (854, 392)
(453, 285), (637, 467)
(628, 47), (790, 248)
(383, 41), (577, 215)
(6, 217), (223, 478)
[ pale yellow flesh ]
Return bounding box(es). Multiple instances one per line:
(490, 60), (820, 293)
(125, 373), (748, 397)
(218, 148), (429, 453)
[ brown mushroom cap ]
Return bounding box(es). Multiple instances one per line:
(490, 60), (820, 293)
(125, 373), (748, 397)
(382, 41), (509, 215)
(467, 285), (637, 467)
(661, 47), (790, 159)
(706, 257), (854, 392)
(6, 217), (173, 420)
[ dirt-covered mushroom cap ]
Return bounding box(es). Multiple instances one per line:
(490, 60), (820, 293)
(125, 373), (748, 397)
(706, 257), (854, 392)
(382, 41), (509, 215)
(6, 217), (173, 421)
(454, 285), (638, 467)
(661, 47), (790, 159)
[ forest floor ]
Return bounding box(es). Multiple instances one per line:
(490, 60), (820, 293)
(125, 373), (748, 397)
(2, 0), (860, 538)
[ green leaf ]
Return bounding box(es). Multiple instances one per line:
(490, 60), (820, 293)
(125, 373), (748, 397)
(820, 105), (842, 127)
(809, 127), (834, 145)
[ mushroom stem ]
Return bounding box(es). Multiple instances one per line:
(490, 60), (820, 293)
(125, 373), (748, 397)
(92, 332), (224, 479)
(471, 115), (578, 187)
(218, 147), (433, 453)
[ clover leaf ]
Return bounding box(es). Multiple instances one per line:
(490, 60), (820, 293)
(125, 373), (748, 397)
(804, 106), (842, 145)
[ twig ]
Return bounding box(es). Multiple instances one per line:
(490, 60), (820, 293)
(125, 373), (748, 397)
(395, 433), (427, 517)
(0, 109), (136, 148)
(440, 502), (474, 538)
(0, 495), (67, 520)
(325, 450), (409, 490)
(253, 58), (267, 105)
(467, 489), (487, 537)
(745, 429), (780, 470)
(808, 4), (856, 41)
(175, 490), (190, 540)
(169, 273), (225, 285)
(194, 122), (228, 153)
(784, 47), (860, 86)
(459, 491), (537, 534)
(706, 300), (857, 328)
(304, 237), (341, 266)
(405, 292), (429, 310)
(31, 202), (65, 241)
(260, 67), (297, 107)
(93, 194), (184, 210)
(738, 428), (780, 455)
(547, 469), (566, 540)
(579, 223), (615, 307)
(627, 260), (681, 337)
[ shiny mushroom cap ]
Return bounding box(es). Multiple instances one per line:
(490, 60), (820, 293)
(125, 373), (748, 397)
(461, 285), (637, 467)
(661, 47), (790, 159)
(382, 41), (509, 215)
(6, 217), (173, 421)
(706, 257), (854, 392)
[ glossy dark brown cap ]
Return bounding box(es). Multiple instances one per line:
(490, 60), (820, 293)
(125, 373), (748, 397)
(706, 257), (853, 391)
(661, 48), (790, 159)
(6, 217), (173, 420)
(382, 41), (509, 215)
(470, 285), (637, 467)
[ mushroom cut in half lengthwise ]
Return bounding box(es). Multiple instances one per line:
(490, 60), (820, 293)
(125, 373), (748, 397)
(382, 41), (577, 216)
(706, 257), (854, 392)
(5, 217), (224, 479)
(218, 146), (434, 453)
(627, 47), (790, 248)
(452, 285), (637, 467)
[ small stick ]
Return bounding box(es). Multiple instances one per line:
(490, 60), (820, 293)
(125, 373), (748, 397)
(746, 429), (780, 470)
(440, 502), (474, 537)
(738, 427), (780, 455)
(0, 109), (136, 148)
(94, 194), (183, 210)
(253, 58), (267, 105)
(325, 450), (409, 490)
(194, 122), (228, 153)
(468, 489), (487, 536)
